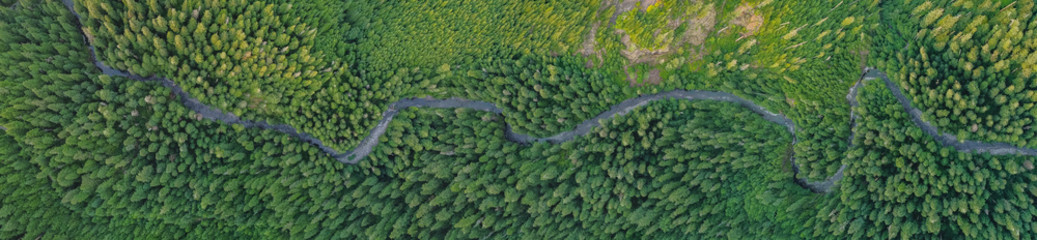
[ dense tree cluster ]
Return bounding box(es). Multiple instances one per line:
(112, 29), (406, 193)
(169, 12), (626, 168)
(0, 3), (822, 237)
(352, 100), (817, 239)
(8, 0), (1037, 239)
(743, 0), (875, 181)
(342, 0), (597, 76)
(69, 0), (619, 151)
(70, 0), (434, 151)
(0, 1), (277, 237)
(651, 0), (876, 180)
(67, 0), (876, 183)
(76, 0), (346, 116)
(822, 80), (1037, 239)
(1, 3), (812, 239)
(879, 0), (1037, 147)
(442, 55), (635, 136)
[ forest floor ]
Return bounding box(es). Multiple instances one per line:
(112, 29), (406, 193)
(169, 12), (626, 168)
(607, 0), (654, 26)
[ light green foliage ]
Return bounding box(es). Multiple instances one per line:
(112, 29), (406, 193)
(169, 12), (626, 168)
(442, 55), (635, 136)
(72, 0), (433, 151)
(344, 0), (598, 73)
(0, 8), (819, 235)
(824, 80), (1037, 239)
(878, 0), (1037, 148)
(667, 0), (875, 180)
(6, 0), (1037, 238)
(0, 1), (270, 237)
(329, 100), (816, 239)
(614, 0), (685, 51)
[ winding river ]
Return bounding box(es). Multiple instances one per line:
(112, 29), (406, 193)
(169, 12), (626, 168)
(59, 0), (1037, 194)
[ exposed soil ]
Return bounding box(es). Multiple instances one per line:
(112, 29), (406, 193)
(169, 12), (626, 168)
(608, 0), (650, 26)
(730, 3), (763, 39)
(617, 29), (670, 65)
(578, 22), (604, 64)
(683, 5), (717, 47)
(605, 1), (716, 84)
(645, 69), (662, 85)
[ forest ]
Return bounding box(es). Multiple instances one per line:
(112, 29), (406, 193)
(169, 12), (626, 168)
(877, 0), (1037, 149)
(2, 0), (1037, 239)
(827, 79), (1037, 239)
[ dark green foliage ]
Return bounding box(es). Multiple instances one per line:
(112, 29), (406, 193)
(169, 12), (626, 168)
(336, 100), (817, 239)
(341, 0), (597, 75)
(878, 0), (1037, 147)
(0, 1), (267, 237)
(3, 3), (816, 238)
(67, 0), (608, 151)
(442, 54), (636, 136)
(0, 4), (821, 236)
(6, 0), (1037, 239)
(824, 80), (1037, 239)
(651, 0), (877, 180)
(70, 0), (430, 151)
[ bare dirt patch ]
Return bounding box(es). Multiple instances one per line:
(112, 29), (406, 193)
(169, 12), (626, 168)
(617, 29), (670, 65)
(639, 0), (658, 11)
(645, 69), (662, 85)
(579, 22), (604, 64)
(683, 6), (716, 47)
(590, 0), (717, 85)
(579, 0), (624, 66)
(677, 5), (716, 67)
(612, 2), (716, 63)
(616, 4), (715, 84)
(608, 0), (647, 25)
(730, 3), (763, 39)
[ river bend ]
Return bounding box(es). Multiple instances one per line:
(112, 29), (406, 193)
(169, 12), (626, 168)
(61, 0), (1037, 194)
